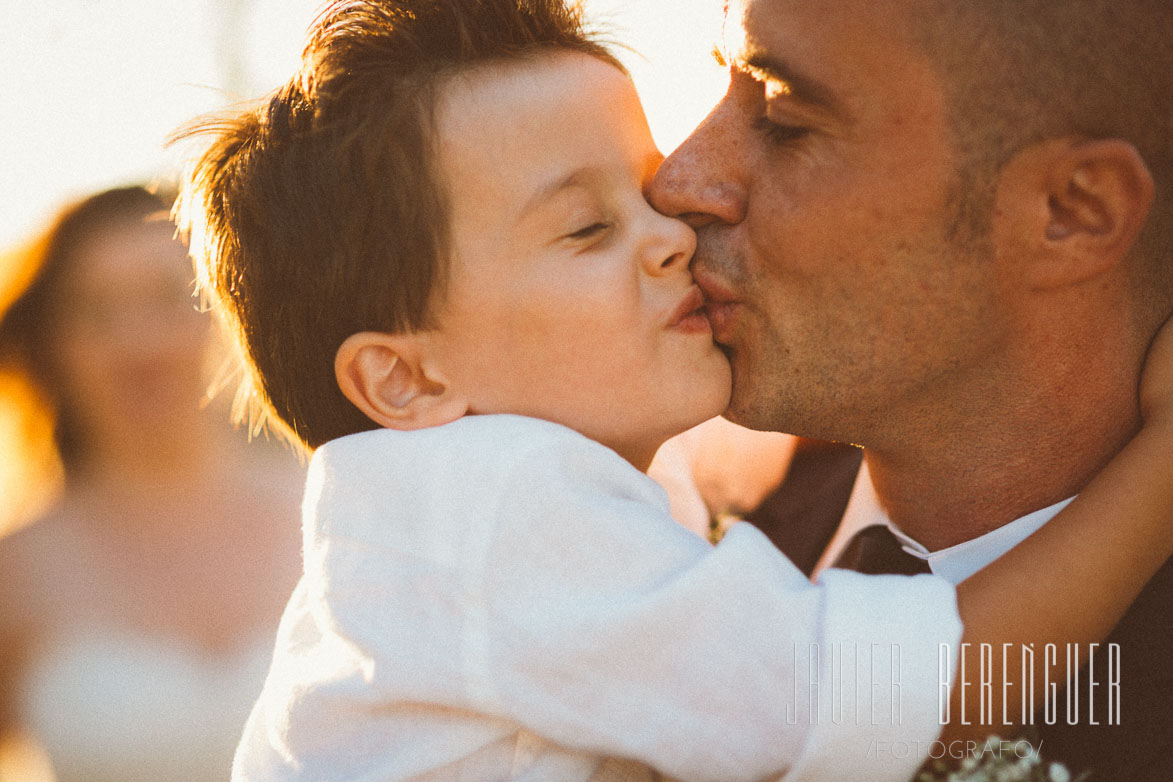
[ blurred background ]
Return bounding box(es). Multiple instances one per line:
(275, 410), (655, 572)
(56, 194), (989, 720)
(0, 2), (734, 780)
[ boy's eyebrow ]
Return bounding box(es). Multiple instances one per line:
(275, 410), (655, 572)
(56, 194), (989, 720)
(518, 150), (663, 222)
(519, 167), (598, 219)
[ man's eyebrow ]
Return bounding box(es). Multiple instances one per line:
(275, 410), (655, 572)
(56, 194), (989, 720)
(735, 50), (840, 112)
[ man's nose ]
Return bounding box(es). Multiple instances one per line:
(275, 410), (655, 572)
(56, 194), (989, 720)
(649, 100), (749, 228)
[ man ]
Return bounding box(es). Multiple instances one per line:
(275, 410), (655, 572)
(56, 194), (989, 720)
(649, 0), (1172, 777)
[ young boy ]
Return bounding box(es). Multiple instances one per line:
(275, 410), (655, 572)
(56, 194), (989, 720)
(176, 1), (1173, 780)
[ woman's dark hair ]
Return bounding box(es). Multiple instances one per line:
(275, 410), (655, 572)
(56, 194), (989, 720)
(0, 186), (174, 471)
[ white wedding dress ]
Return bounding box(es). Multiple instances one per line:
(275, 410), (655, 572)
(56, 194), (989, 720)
(17, 626), (272, 782)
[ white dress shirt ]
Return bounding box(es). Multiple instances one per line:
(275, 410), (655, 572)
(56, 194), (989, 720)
(234, 415), (961, 782)
(814, 461), (1075, 585)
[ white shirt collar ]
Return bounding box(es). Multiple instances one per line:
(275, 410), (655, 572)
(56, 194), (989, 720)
(813, 460), (1074, 584)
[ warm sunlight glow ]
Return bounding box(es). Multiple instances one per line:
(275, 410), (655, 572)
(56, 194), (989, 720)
(766, 79), (793, 99)
(587, 0), (729, 153)
(0, 1), (729, 255)
(0, 0), (320, 256)
(0, 371), (63, 536)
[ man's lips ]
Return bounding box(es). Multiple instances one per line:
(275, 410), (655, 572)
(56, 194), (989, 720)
(692, 271), (739, 341)
(692, 268), (737, 304)
(666, 285), (711, 334)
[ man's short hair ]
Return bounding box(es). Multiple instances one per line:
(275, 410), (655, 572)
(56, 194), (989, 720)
(176, 0), (620, 449)
(916, 0), (1172, 302)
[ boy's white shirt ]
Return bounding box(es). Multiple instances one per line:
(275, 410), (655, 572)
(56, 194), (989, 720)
(233, 415), (962, 782)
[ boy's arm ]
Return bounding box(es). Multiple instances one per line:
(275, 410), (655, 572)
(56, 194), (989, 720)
(947, 318), (1173, 740)
(481, 442), (957, 782)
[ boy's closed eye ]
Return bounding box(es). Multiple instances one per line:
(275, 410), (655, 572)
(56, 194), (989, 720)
(565, 221), (612, 241)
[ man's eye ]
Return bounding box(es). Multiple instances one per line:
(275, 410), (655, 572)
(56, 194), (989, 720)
(753, 116), (811, 145)
(566, 222), (611, 240)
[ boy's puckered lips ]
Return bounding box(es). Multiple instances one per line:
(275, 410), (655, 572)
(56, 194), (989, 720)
(666, 285), (711, 334)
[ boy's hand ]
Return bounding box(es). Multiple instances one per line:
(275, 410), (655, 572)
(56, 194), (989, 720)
(1140, 316), (1173, 425)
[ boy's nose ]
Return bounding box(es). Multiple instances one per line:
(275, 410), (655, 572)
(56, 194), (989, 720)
(644, 210), (697, 276)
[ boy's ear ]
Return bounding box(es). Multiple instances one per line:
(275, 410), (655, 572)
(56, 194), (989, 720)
(995, 138), (1155, 291)
(334, 332), (468, 431)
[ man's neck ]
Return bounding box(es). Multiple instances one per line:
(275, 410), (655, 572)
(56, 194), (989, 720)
(864, 359), (1141, 552)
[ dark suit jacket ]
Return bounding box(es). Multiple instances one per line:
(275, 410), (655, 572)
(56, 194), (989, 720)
(747, 440), (1173, 781)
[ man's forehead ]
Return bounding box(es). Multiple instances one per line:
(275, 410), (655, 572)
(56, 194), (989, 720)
(722, 0), (931, 90)
(724, 0), (917, 53)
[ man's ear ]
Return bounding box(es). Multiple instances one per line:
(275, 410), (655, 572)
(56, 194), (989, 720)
(334, 332), (468, 431)
(995, 138), (1155, 290)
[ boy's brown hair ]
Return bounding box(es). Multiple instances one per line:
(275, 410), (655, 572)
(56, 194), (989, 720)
(176, 0), (621, 449)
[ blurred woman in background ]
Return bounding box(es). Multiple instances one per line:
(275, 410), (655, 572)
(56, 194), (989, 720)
(0, 186), (303, 782)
